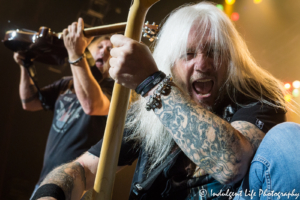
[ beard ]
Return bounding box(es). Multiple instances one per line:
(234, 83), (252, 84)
(125, 73), (227, 173)
(125, 97), (175, 173)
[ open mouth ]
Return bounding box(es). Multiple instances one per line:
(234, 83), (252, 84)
(96, 58), (104, 66)
(192, 79), (214, 97)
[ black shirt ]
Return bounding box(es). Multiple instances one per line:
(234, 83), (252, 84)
(88, 97), (286, 200)
(38, 67), (114, 184)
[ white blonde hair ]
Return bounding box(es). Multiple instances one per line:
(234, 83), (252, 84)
(153, 1), (286, 109)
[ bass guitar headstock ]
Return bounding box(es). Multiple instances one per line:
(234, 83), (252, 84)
(142, 21), (159, 42)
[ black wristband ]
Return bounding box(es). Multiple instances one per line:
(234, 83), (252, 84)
(135, 71), (163, 94)
(135, 71), (166, 96)
(140, 72), (166, 96)
(31, 184), (66, 200)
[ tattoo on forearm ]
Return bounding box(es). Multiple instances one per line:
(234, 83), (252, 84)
(231, 121), (264, 152)
(41, 162), (86, 200)
(153, 86), (244, 183)
(21, 85), (38, 103)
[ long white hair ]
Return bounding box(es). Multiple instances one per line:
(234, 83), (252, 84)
(126, 2), (286, 172)
(153, 2), (285, 108)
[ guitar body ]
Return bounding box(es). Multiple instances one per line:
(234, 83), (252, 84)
(2, 21), (158, 66)
(2, 23), (127, 65)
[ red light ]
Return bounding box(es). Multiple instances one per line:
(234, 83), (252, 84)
(231, 12), (239, 21)
(284, 83), (291, 89)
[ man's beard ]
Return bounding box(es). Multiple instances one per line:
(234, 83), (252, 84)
(125, 97), (175, 173)
(125, 75), (226, 173)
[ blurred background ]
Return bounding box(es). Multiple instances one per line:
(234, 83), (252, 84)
(1, 0), (300, 199)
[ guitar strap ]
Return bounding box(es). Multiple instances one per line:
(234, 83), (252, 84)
(22, 58), (51, 110)
(131, 148), (182, 199)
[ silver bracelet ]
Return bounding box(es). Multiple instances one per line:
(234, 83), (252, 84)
(146, 75), (173, 111)
(68, 53), (86, 65)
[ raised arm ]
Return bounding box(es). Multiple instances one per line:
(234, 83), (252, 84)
(63, 18), (110, 116)
(14, 52), (43, 111)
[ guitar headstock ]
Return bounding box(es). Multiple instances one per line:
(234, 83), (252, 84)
(142, 21), (159, 42)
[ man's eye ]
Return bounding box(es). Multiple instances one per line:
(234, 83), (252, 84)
(98, 45), (103, 49)
(179, 52), (195, 60)
(206, 49), (219, 57)
(206, 49), (214, 57)
(187, 52), (196, 59)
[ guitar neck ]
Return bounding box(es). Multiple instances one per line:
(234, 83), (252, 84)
(56, 22), (127, 38)
(84, 22), (127, 37)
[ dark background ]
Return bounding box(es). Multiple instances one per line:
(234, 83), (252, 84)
(1, 0), (300, 199)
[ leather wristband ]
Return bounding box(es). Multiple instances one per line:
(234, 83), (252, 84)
(135, 71), (166, 96)
(31, 184), (66, 200)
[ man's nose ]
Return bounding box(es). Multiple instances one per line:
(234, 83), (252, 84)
(193, 53), (212, 73)
(98, 48), (105, 55)
(102, 47), (110, 56)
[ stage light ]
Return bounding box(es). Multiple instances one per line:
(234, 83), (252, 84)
(254, 0), (262, 4)
(231, 12), (239, 21)
(284, 83), (291, 89)
(293, 80), (300, 89)
(225, 0), (235, 5)
(284, 94), (292, 102)
(216, 4), (224, 11)
(292, 89), (299, 97)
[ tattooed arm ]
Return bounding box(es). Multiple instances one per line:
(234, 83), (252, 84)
(153, 86), (265, 184)
(14, 53), (43, 111)
(36, 152), (98, 200)
(36, 152), (126, 200)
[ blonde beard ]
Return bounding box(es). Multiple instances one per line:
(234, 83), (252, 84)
(125, 98), (214, 175)
(124, 78), (215, 173)
(125, 97), (175, 172)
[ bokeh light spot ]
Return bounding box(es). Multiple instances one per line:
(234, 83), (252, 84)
(284, 83), (291, 90)
(216, 4), (224, 11)
(254, 0), (262, 4)
(284, 94), (292, 102)
(293, 80), (300, 89)
(231, 12), (239, 21)
(293, 89), (299, 97)
(225, 0), (235, 5)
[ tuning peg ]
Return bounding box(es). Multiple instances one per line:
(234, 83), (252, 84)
(150, 36), (158, 42)
(143, 33), (150, 38)
(149, 36), (158, 42)
(145, 21), (149, 25)
(152, 22), (156, 25)
(149, 30), (155, 35)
